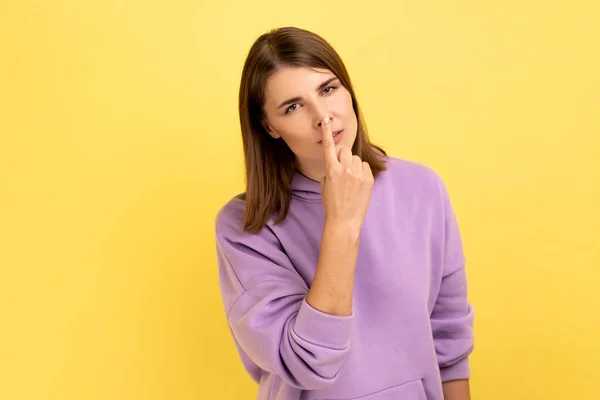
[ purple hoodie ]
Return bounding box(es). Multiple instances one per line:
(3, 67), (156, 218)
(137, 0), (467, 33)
(215, 157), (475, 400)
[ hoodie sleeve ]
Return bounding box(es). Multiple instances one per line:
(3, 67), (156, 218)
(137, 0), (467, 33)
(430, 178), (475, 382)
(214, 202), (353, 390)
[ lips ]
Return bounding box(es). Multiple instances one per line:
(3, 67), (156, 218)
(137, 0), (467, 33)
(319, 129), (343, 143)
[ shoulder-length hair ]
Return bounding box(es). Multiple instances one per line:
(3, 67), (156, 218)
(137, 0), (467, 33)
(239, 26), (387, 233)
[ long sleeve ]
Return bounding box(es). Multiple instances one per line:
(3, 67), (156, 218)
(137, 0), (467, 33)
(430, 179), (475, 382)
(215, 203), (353, 390)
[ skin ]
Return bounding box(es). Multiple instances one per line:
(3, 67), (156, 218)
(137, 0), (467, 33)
(262, 66), (358, 182)
(261, 66), (470, 400)
(443, 379), (471, 400)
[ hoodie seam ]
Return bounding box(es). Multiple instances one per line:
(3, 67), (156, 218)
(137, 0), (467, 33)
(290, 194), (322, 203)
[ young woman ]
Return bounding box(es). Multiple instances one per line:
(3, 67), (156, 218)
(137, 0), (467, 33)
(215, 26), (474, 400)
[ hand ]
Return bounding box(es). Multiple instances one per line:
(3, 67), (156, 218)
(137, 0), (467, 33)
(319, 116), (374, 231)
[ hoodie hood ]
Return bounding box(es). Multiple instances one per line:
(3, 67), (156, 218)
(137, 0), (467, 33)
(290, 172), (322, 202)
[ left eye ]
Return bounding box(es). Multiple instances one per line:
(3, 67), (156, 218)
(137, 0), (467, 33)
(323, 86), (336, 94)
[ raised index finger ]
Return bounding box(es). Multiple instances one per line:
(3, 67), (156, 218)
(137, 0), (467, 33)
(320, 116), (338, 165)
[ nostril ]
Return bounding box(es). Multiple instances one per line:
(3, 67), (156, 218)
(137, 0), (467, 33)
(319, 116), (332, 127)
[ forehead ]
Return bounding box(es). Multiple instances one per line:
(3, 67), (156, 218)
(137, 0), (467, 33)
(264, 66), (334, 105)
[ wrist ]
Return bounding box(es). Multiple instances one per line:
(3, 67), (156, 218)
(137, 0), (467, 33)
(323, 218), (362, 243)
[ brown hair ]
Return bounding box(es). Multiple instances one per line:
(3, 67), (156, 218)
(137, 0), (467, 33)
(239, 26), (387, 233)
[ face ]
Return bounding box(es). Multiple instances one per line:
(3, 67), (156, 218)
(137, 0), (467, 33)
(261, 66), (358, 178)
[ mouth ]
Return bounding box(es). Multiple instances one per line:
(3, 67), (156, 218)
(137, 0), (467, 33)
(319, 129), (343, 143)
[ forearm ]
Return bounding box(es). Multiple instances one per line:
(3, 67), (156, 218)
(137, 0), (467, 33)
(306, 220), (360, 316)
(442, 379), (471, 400)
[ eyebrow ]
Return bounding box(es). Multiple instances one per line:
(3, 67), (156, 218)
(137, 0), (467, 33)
(276, 76), (339, 110)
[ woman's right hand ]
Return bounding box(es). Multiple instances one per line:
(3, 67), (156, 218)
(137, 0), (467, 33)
(319, 116), (374, 232)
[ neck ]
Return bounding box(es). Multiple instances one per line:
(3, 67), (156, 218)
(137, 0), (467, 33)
(295, 157), (326, 183)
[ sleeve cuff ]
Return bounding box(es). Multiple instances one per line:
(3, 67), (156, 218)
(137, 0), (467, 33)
(293, 298), (353, 349)
(440, 356), (471, 382)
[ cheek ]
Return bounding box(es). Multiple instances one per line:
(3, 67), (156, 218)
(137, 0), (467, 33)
(277, 120), (315, 151)
(345, 94), (356, 116)
(332, 91), (355, 118)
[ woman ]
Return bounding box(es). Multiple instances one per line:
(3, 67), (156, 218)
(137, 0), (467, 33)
(215, 26), (474, 400)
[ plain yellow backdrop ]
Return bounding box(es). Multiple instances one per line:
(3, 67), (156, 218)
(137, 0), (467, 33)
(1, 0), (599, 399)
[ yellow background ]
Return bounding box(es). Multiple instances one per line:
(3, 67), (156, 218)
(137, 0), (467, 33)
(1, 0), (598, 399)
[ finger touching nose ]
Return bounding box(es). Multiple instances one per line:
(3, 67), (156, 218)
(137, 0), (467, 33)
(316, 113), (333, 128)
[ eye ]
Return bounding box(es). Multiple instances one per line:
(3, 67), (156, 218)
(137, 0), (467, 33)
(285, 104), (299, 114)
(322, 85), (338, 95)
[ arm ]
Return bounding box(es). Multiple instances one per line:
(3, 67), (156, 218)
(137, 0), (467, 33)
(442, 379), (471, 400)
(306, 220), (360, 316)
(216, 214), (354, 390)
(430, 176), (475, 392)
(307, 114), (373, 317)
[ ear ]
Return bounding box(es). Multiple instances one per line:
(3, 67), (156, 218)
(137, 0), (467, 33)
(261, 119), (281, 139)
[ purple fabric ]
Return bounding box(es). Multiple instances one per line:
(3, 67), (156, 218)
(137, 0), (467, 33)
(215, 157), (474, 400)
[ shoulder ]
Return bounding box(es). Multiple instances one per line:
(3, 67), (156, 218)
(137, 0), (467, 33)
(214, 193), (296, 293)
(383, 156), (439, 177)
(215, 193), (246, 234)
(214, 193), (253, 244)
(214, 193), (279, 244)
(379, 156), (448, 200)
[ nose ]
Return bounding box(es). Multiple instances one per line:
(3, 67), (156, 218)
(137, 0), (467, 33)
(313, 99), (333, 128)
(316, 114), (334, 128)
